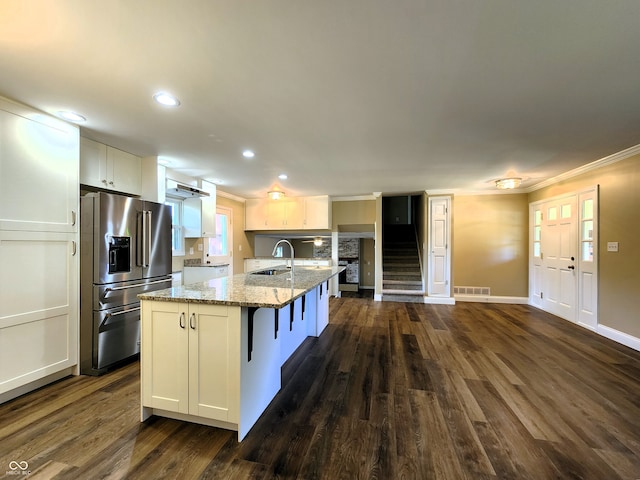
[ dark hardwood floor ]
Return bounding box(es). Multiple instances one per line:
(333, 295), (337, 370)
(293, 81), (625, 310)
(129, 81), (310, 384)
(2, 299), (640, 479)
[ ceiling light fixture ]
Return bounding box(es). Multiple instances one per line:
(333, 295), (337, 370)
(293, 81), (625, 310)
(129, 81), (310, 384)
(242, 150), (255, 158)
(278, 174), (288, 180)
(57, 111), (86, 123)
(153, 92), (180, 107)
(268, 189), (285, 200)
(495, 177), (522, 190)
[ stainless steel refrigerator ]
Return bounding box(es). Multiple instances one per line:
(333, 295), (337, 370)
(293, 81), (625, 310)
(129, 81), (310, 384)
(80, 192), (172, 375)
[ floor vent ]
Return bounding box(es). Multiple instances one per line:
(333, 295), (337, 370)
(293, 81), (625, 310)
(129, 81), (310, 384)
(454, 286), (491, 296)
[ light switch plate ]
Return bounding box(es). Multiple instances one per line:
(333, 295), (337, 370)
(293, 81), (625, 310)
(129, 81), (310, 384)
(607, 242), (619, 252)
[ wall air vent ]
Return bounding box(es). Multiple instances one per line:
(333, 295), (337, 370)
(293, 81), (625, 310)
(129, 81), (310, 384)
(454, 286), (491, 296)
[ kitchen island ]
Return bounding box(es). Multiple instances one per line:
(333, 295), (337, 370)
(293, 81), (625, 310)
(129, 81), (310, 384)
(138, 266), (343, 440)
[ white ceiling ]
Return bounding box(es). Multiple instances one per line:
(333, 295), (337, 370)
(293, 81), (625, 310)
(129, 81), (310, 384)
(1, 1), (639, 199)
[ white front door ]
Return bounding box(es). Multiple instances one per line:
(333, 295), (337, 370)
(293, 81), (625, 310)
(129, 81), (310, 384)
(541, 196), (578, 322)
(530, 187), (598, 328)
(428, 196), (450, 297)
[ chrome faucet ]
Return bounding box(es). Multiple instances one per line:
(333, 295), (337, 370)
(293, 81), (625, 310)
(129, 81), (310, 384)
(272, 239), (294, 281)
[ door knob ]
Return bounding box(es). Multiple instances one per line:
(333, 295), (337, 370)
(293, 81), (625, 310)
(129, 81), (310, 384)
(568, 265), (575, 270)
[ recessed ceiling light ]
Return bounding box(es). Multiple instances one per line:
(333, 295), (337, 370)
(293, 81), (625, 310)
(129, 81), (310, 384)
(278, 174), (288, 180)
(153, 92), (181, 107)
(157, 158), (171, 166)
(242, 150), (255, 158)
(57, 111), (86, 123)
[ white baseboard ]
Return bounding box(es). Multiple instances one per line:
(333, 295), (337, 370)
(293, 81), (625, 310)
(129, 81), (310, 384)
(597, 324), (640, 352)
(423, 296), (456, 305)
(455, 295), (529, 304)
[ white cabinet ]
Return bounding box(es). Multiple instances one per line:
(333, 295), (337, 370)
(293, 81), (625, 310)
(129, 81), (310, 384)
(245, 198), (301, 230)
(80, 137), (142, 196)
(297, 259), (332, 267)
(0, 96), (79, 401)
(244, 258), (287, 273)
(183, 182), (216, 238)
(0, 102), (79, 233)
(183, 265), (229, 284)
(245, 199), (269, 230)
(244, 196), (330, 231)
(268, 198), (303, 229)
(303, 196), (331, 230)
(244, 258), (330, 273)
(141, 301), (240, 423)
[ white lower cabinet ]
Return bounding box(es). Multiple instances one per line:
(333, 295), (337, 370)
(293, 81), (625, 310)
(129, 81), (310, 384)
(141, 278), (332, 440)
(183, 265), (229, 285)
(0, 231), (78, 399)
(141, 301), (240, 423)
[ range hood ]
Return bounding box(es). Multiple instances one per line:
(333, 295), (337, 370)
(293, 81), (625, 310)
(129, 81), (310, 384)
(167, 183), (210, 198)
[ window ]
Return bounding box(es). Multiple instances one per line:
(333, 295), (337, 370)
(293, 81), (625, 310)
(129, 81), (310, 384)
(533, 208), (542, 258)
(206, 206), (233, 269)
(165, 198), (185, 255)
(581, 198), (594, 262)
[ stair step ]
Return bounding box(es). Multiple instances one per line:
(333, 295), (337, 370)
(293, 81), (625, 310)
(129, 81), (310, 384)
(384, 279), (422, 284)
(383, 271), (421, 277)
(382, 288), (424, 296)
(382, 284), (424, 295)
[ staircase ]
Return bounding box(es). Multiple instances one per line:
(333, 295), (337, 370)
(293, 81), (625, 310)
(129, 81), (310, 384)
(382, 224), (424, 303)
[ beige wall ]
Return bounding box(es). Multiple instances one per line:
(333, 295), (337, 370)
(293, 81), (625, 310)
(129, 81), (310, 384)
(332, 200), (376, 229)
(453, 194), (529, 297)
(217, 195), (254, 274)
(529, 154), (640, 338)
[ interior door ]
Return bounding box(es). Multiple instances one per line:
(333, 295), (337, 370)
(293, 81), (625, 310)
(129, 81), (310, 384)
(428, 196), (450, 297)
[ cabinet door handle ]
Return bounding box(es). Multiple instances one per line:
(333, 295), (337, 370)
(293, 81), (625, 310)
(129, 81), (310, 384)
(71, 241), (77, 256)
(189, 312), (196, 329)
(179, 312), (186, 329)
(71, 210), (77, 226)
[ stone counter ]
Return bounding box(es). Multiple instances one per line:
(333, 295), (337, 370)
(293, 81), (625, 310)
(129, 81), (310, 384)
(138, 266), (343, 308)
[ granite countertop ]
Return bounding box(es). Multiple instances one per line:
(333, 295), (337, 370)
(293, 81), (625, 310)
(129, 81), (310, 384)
(139, 266), (344, 308)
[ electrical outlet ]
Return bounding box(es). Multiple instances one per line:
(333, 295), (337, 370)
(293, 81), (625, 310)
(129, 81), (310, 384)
(607, 242), (619, 252)
(198, 243), (203, 251)
(189, 247), (194, 255)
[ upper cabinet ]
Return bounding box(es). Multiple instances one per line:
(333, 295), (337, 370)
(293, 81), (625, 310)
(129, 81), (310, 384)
(302, 195), (332, 230)
(80, 137), (142, 196)
(244, 195), (331, 231)
(184, 181), (216, 238)
(0, 98), (79, 233)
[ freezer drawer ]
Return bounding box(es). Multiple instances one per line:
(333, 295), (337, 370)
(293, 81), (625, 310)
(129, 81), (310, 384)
(80, 304), (142, 375)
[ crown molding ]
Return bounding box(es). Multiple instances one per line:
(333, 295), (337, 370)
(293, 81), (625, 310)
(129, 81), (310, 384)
(525, 143), (640, 193)
(216, 189), (246, 203)
(332, 194), (376, 202)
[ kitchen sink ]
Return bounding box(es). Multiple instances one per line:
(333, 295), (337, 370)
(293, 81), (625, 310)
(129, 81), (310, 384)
(251, 268), (289, 276)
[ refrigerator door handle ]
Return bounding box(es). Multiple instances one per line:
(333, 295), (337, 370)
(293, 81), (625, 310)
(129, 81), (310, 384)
(137, 210), (152, 268)
(137, 211), (144, 267)
(145, 210), (152, 268)
(104, 278), (171, 293)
